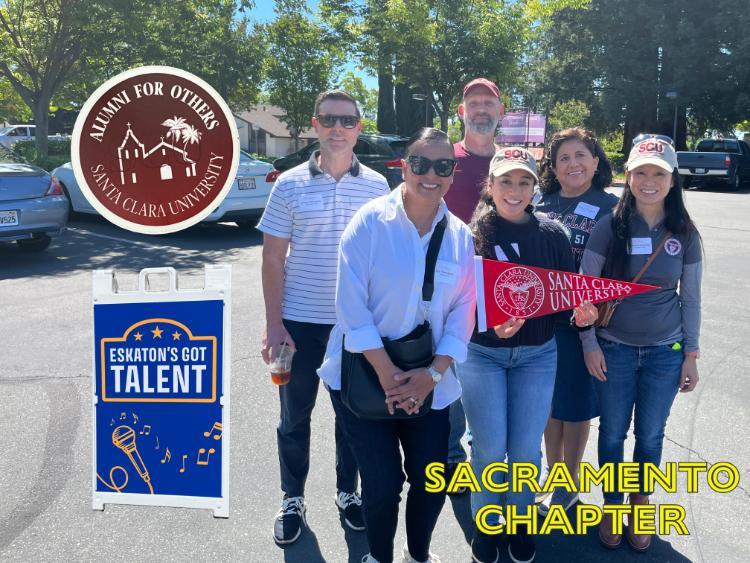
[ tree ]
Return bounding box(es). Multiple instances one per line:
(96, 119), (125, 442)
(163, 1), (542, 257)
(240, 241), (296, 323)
(0, 1), (265, 159)
(548, 99), (590, 133)
(0, 0), (94, 157)
(264, 0), (338, 151)
(525, 0), (750, 149)
(339, 71), (377, 131)
(0, 77), (30, 123)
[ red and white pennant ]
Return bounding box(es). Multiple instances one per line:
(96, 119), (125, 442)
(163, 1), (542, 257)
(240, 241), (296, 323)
(474, 257), (659, 331)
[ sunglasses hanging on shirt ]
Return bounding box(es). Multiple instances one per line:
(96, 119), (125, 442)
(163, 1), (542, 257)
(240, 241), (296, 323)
(406, 155), (457, 177)
(315, 114), (360, 129)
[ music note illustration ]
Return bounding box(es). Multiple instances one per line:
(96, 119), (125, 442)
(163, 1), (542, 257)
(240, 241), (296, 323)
(203, 422), (223, 440)
(133, 413), (139, 424)
(139, 425), (151, 436)
(180, 454), (188, 473)
(197, 447), (215, 466)
(120, 412), (126, 420)
(160, 448), (171, 464)
(155, 436), (160, 450)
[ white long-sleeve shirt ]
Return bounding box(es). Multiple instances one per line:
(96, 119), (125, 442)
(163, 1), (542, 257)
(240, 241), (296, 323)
(317, 186), (477, 409)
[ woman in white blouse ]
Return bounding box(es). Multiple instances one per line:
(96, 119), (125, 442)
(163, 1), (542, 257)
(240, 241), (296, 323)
(318, 128), (476, 563)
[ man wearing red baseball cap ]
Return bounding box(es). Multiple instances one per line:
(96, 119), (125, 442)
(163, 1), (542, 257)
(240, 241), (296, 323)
(442, 77), (504, 509)
(444, 78), (504, 223)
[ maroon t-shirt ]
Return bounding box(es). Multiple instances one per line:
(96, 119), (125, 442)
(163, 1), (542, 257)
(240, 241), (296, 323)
(444, 142), (493, 224)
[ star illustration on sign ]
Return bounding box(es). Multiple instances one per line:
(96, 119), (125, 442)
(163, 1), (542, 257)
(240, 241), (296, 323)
(134, 332), (143, 341)
(172, 331), (182, 340)
(151, 326), (164, 339)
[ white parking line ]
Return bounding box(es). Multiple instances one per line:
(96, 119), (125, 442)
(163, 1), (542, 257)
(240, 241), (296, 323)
(66, 227), (183, 250)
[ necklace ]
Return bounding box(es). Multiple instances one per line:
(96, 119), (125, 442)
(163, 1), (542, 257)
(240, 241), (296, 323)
(553, 192), (580, 217)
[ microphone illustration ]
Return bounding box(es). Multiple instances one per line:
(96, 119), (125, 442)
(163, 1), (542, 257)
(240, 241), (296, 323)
(112, 425), (154, 494)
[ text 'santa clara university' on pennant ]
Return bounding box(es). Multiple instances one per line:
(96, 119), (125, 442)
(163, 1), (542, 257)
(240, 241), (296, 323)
(474, 257), (658, 331)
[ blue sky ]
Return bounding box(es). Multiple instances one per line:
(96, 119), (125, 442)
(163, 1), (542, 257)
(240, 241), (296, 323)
(246, 1), (378, 89)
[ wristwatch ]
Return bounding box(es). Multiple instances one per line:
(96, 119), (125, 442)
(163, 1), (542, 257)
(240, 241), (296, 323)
(427, 365), (443, 384)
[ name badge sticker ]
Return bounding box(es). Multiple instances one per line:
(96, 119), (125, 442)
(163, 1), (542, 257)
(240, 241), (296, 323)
(630, 237), (653, 255)
(435, 261), (459, 285)
(574, 202), (600, 219)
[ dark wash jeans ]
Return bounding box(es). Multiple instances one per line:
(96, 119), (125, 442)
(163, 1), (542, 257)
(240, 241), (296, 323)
(331, 390), (449, 563)
(277, 319), (358, 497)
(595, 337), (683, 504)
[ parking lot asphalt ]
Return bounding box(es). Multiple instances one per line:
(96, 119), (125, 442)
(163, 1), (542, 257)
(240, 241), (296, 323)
(1, 187), (749, 563)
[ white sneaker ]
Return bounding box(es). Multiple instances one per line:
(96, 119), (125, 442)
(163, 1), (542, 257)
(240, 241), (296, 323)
(402, 544), (441, 563)
(534, 466), (551, 504)
(538, 488), (579, 516)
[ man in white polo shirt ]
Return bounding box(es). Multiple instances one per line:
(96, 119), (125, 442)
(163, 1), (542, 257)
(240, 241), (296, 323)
(258, 90), (390, 546)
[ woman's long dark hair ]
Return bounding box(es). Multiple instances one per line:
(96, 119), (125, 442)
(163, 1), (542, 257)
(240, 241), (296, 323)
(539, 127), (613, 194)
(605, 171), (701, 280)
(469, 174), (535, 257)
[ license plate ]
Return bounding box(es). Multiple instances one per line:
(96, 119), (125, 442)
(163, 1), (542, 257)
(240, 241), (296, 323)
(238, 177), (256, 190)
(695, 168), (706, 174)
(0, 210), (19, 227)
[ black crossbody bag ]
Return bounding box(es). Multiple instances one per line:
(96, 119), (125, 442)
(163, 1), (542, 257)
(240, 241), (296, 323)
(340, 215), (447, 420)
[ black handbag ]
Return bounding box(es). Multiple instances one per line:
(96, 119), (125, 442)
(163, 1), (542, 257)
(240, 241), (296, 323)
(340, 215), (448, 420)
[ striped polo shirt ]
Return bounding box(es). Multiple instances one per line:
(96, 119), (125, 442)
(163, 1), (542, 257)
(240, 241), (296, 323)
(257, 151), (390, 324)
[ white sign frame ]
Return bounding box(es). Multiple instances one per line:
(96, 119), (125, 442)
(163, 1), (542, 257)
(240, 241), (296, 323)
(91, 265), (231, 518)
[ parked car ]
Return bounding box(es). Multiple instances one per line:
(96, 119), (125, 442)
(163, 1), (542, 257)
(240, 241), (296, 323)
(0, 145), (68, 252)
(677, 138), (750, 191)
(52, 150), (275, 228)
(271, 133), (409, 187)
(0, 125), (70, 150)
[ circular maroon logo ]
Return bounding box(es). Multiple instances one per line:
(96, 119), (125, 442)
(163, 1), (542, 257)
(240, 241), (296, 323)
(72, 66), (239, 234)
(493, 266), (545, 318)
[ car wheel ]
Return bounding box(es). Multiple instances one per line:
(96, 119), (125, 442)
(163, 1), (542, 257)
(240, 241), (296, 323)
(17, 234), (52, 252)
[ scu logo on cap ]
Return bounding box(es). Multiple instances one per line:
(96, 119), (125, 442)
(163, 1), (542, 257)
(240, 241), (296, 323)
(503, 148), (528, 161)
(637, 141), (665, 154)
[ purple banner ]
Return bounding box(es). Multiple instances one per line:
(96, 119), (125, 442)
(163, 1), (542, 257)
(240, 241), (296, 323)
(496, 112), (546, 144)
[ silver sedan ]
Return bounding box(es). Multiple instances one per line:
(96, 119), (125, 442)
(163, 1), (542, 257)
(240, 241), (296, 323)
(0, 146), (68, 252)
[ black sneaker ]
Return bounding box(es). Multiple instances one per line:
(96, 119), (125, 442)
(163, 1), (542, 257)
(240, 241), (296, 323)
(273, 496), (306, 546)
(471, 529), (499, 563)
(445, 462), (468, 495)
(336, 490), (365, 531)
(508, 526), (535, 563)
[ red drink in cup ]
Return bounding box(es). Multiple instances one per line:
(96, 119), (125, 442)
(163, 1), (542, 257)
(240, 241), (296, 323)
(270, 341), (294, 385)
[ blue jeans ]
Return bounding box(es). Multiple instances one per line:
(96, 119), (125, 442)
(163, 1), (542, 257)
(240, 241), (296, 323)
(458, 338), (557, 522)
(596, 337), (683, 504)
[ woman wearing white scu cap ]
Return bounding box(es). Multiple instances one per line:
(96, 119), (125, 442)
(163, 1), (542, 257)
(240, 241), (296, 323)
(460, 147), (597, 563)
(580, 136), (703, 552)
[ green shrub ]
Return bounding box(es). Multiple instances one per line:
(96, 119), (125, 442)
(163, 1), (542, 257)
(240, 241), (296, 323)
(10, 138), (71, 171)
(606, 151), (625, 173)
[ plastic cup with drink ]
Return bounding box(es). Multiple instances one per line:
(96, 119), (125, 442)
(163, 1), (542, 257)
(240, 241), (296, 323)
(270, 341), (294, 385)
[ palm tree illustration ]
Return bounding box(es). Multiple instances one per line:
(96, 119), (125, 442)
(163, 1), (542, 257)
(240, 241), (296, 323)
(162, 116), (187, 143)
(180, 125), (202, 160)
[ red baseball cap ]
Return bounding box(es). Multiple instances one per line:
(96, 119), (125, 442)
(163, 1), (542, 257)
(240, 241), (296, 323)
(463, 78), (500, 99)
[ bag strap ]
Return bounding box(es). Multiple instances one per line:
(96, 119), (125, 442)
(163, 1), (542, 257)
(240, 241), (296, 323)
(632, 231), (672, 283)
(422, 215), (448, 302)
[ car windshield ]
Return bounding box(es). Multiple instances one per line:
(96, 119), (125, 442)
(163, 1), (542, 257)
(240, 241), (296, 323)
(0, 127), (10, 135)
(696, 140), (740, 153)
(0, 145), (26, 164)
(240, 150), (253, 163)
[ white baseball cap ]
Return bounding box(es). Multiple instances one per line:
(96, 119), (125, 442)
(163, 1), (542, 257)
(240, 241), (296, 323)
(489, 147), (539, 182)
(626, 138), (678, 173)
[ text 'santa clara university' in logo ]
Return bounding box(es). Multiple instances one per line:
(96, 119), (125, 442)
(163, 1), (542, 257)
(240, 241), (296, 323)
(72, 66), (239, 234)
(494, 266), (545, 318)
